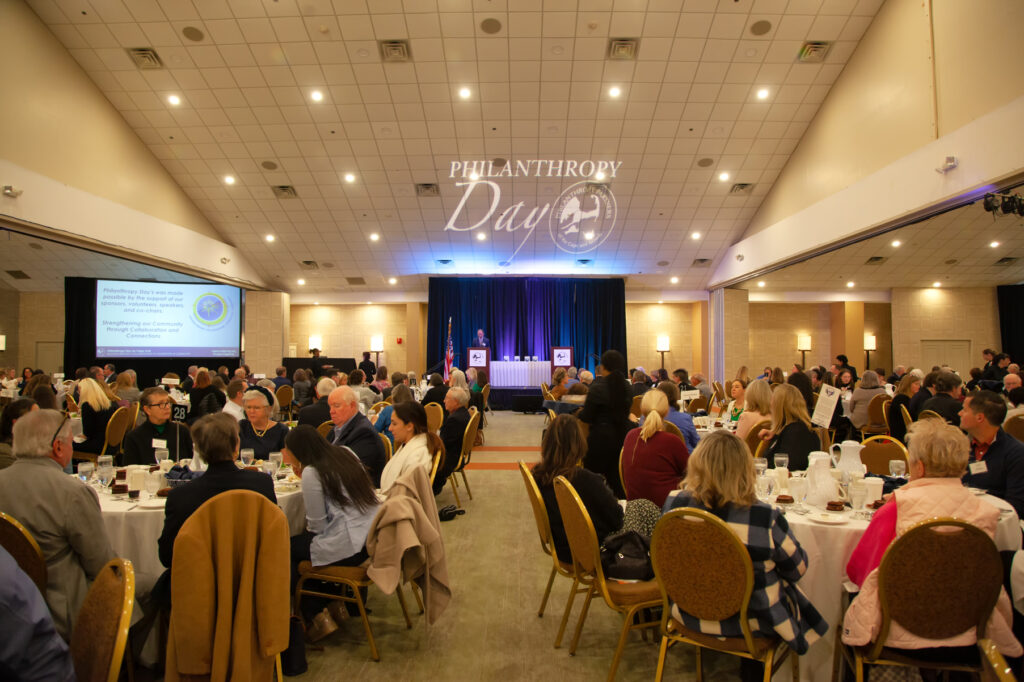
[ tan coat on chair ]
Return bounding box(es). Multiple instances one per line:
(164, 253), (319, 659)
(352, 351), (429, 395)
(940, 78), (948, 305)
(166, 490), (290, 682)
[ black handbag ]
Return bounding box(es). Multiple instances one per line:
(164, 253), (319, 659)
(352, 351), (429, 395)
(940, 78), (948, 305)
(281, 615), (308, 676)
(600, 529), (653, 581)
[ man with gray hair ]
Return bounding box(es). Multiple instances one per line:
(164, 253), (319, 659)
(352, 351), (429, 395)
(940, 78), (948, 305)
(297, 377), (337, 427)
(566, 367), (579, 386)
(181, 364), (199, 391)
(579, 370), (594, 385)
(692, 372), (713, 401)
(328, 386), (386, 486)
(0, 409), (114, 639)
(437, 386), (472, 495)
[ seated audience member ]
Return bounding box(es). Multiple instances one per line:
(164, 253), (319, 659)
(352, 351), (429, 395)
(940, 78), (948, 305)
(421, 373), (449, 407)
(381, 401), (441, 492)
(549, 367), (569, 400)
(835, 368), (856, 392)
(1005, 387), (1024, 424)
(383, 370), (407, 401)
(754, 366), (769, 381)
(292, 369), (312, 407)
(358, 352), (376, 385)
(23, 373), (55, 401)
(1010, 363), (1021, 376)
(375, 384), (414, 444)
(908, 371), (938, 420)
(692, 372), (713, 401)
(0, 398), (38, 469)
(888, 374), (920, 444)
(663, 431), (826, 680)
(759, 384), (820, 471)
(843, 419), (1021, 660)
(579, 369), (594, 386)
(284, 425), (380, 638)
(984, 353), (1011, 381)
(566, 367), (579, 386)
(786, 371), (815, 415)
(256, 378), (285, 417)
(371, 366), (391, 394)
(656, 381), (700, 452)
(297, 377), (336, 427)
(73, 377), (119, 454)
(770, 367), (786, 385)
(735, 379), (772, 440)
(533, 414), (623, 561)
(16, 367), (34, 392)
(272, 366), (292, 390)
(725, 379), (747, 423)
(561, 381), (589, 405)
(449, 367), (469, 392)
(123, 387), (193, 465)
(328, 368), (348, 386)
(327, 386), (386, 487)
(158, 413), (276, 569)
(886, 365), (907, 385)
(654, 368), (670, 384)
(672, 368), (694, 391)
(1004, 372), (1023, 398)
(0, 409), (115, 639)
(848, 370), (887, 434)
(436, 386), (472, 495)
(239, 389), (288, 460)
(348, 370), (377, 413)
(113, 370), (141, 402)
(966, 367), (984, 392)
(180, 365), (198, 392)
(0, 545), (76, 679)
(31, 382), (59, 411)
(188, 369), (227, 422)
(472, 368), (488, 392)
(623, 390), (690, 507)
(222, 379), (247, 421)
(920, 370), (963, 424)
(629, 370), (650, 398)
(961, 390), (1024, 518)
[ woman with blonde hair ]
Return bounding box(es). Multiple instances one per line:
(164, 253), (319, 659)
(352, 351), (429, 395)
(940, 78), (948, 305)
(888, 373), (920, 444)
(663, 431), (827, 681)
(735, 379), (772, 439)
(735, 366), (751, 383)
(74, 377), (118, 455)
(113, 371), (141, 402)
(757, 383), (819, 470)
(621, 389), (690, 507)
(549, 367), (569, 400)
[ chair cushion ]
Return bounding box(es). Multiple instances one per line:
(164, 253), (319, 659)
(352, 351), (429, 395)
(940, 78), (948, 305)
(672, 618), (775, 655)
(298, 561), (369, 584)
(604, 579), (661, 606)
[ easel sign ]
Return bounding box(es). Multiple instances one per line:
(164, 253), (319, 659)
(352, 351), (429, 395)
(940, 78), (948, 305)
(551, 347), (573, 368)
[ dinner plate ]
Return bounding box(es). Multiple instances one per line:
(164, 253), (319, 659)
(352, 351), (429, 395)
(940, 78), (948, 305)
(275, 483), (299, 493)
(968, 488), (987, 496)
(139, 498), (166, 509)
(807, 511), (849, 525)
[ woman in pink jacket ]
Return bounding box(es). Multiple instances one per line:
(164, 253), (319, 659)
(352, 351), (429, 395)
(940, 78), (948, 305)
(843, 418), (1022, 661)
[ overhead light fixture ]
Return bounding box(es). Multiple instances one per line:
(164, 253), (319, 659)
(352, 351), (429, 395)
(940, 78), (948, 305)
(593, 171), (606, 181)
(718, 172), (730, 181)
(314, 301), (319, 305)
(265, 234), (275, 242)
(608, 86), (621, 98)
(366, 301), (372, 305)
(891, 239), (901, 247)
(670, 276), (679, 284)
(846, 281), (855, 288)
(223, 175), (235, 185)
(932, 281), (941, 287)
(584, 231), (595, 241)
(388, 277), (397, 285)
(983, 194), (1000, 213)
(757, 281), (765, 287)
(297, 279), (306, 285)
(469, 172), (480, 181)
(167, 94), (181, 106)
(691, 232), (701, 240)
(991, 241), (1000, 248)
(344, 173), (356, 183)
(310, 90), (323, 102)
(476, 232), (486, 241)
(657, 300), (663, 305)
(458, 87), (471, 99)
(369, 233), (380, 242)
(756, 88), (769, 100)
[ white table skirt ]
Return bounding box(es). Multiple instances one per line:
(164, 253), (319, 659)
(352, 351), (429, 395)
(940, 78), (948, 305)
(489, 360), (551, 387)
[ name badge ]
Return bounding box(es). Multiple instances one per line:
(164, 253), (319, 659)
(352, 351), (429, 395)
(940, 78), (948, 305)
(152, 438), (167, 449)
(969, 460), (988, 475)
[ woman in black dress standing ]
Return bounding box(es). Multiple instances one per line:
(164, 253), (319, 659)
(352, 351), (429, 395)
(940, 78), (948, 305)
(577, 349), (632, 498)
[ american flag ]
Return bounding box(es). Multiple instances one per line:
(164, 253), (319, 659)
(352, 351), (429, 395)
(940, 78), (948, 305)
(443, 316), (454, 381)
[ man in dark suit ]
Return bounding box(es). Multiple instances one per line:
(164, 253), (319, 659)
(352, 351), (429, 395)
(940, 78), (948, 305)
(297, 377), (336, 427)
(421, 373), (449, 407)
(436, 387), (472, 495)
(328, 386), (386, 487)
(920, 370), (963, 424)
(474, 329), (490, 348)
(382, 371), (408, 401)
(908, 371), (938, 420)
(961, 390), (1024, 519)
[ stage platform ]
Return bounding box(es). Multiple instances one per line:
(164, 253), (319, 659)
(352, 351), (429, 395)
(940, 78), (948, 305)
(487, 386), (545, 413)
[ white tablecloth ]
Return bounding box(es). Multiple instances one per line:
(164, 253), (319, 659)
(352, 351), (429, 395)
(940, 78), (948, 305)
(489, 360), (552, 387)
(777, 493), (1020, 681)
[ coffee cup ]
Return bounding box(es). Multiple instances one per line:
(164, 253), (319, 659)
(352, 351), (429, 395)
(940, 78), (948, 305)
(864, 477), (884, 503)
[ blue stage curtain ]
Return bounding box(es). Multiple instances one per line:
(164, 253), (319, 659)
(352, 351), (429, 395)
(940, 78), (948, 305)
(426, 277), (626, 375)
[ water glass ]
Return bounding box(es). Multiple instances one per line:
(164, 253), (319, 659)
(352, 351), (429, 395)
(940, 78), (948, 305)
(755, 475), (776, 500)
(97, 465), (115, 492)
(889, 460), (907, 478)
(77, 462), (94, 484)
(774, 453), (789, 470)
(145, 471), (162, 498)
(97, 455), (114, 470)
(269, 452), (284, 474)
(753, 457), (768, 477)
(154, 448), (170, 466)
(788, 476), (808, 503)
(850, 480), (868, 510)
(240, 449), (255, 467)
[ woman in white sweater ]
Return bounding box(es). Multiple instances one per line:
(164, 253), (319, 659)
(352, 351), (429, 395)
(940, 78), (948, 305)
(380, 401), (445, 492)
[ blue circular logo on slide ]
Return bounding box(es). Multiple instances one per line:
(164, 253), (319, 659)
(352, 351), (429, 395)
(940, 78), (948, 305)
(193, 293), (229, 328)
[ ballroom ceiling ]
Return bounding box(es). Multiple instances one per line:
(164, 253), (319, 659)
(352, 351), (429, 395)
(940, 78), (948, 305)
(23, 0), (886, 296)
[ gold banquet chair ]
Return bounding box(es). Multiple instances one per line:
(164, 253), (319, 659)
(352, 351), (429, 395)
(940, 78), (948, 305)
(70, 558), (135, 682)
(860, 393), (889, 437)
(663, 420), (685, 445)
(424, 402), (444, 434)
(860, 436), (908, 476)
(651, 509), (799, 681)
(0, 511), (47, 594)
(379, 432), (393, 461)
(1003, 415), (1024, 443)
(448, 409), (481, 507)
(316, 420), (334, 440)
(744, 420), (771, 458)
(275, 385), (294, 420)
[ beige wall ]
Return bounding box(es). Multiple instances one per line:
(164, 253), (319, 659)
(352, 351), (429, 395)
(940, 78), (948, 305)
(748, 303), (832, 373)
(625, 303), (697, 376)
(17, 292), (65, 371)
(243, 292), (290, 377)
(891, 287), (1000, 372)
(864, 303), (893, 376)
(722, 289), (750, 378)
(0, 289), (19, 372)
(0, 0), (222, 241)
(290, 304), (410, 377)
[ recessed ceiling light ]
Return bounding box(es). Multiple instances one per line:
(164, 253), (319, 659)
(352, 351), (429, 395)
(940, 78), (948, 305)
(932, 281), (941, 287)
(458, 87), (471, 99)
(593, 171), (606, 181)
(310, 90), (323, 102)
(264, 234), (275, 242)
(990, 241), (1000, 248)
(891, 239), (901, 247)
(691, 232), (701, 240)
(846, 281), (855, 288)
(584, 231), (595, 241)
(314, 301), (319, 305)
(469, 172), (480, 181)
(366, 301), (372, 305)
(757, 281), (765, 287)
(670, 276), (679, 284)
(369, 233), (380, 242)
(223, 175), (235, 185)
(297, 279), (305, 286)
(476, 232), (486, 241)
(718, 172), (730, 181)
(608, 86), (621, 98)
(167, 94), (181, 106)
(388, 277), (397, 285)
(344, 173), (356, 183)
(756, 88), (769, 100)
(658, 300), (663, 304)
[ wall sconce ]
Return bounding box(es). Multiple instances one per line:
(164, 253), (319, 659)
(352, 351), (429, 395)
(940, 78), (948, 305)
(656, 334), (670, 369)
(0, 334), (5, 352)
(796, 334), (812, 366)
(370, 334), (384, 365)
(864, 333), (877, 368)
(308, 334), (323, 352)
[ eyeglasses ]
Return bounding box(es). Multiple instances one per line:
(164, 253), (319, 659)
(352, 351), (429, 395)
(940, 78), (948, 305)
(148, 401), (172, 409)
(50, 415), (69, 448)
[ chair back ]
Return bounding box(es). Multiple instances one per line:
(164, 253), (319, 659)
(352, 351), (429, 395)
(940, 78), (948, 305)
(900, 404), (913, 430)
(425, 402), (444, 433)
(70, 558), (135, 682)
(541, 382), (550, 394)
(1004, 415), (1024, 442)
(275, 384), (293, 407)
(630, 394), (643, 418)
(316, 420), (334, 439)
(860, 436), (908, 475)
(553, 476), (602, 579)
(867, 393), (888, 429)
(428, 445), (444, 487)
(379, 432), (393, 461)
(685, 395), (707, 414)
(917, 409), (944, 422)
(814, 426), (832, 450)
(481, 384), (490, 411)
(518, 462), (557, 560)
(979, 638), (1016, 681)
(370, 401), (389, 414)
(872, 519), (1002, 660)
(65, 392), (79, 414)
(103, 405), (134, 454)
(743, 420), (770, 457)
(881, 399), (892, 432)
(459, 409), (481, 469)
(130, 401), (141, 428)
(712, 381), (726, 405)
(543, 388), (555, 402)
(650, 508), (759, 654)
(547, 408), (557, 423)
(0, 511), (47, 594)
(663, 420), (685, 444)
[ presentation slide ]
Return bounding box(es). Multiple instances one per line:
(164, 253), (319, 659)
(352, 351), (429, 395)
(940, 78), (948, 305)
(95, 280), (241, 358)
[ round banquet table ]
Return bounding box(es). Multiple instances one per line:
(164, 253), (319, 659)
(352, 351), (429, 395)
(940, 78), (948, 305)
(773, 492), (1020, 682)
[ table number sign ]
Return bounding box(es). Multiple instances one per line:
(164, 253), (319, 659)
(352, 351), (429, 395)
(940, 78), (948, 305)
(812, 385), (840, 428)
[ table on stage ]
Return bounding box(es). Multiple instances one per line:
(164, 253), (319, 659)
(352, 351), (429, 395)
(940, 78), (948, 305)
(489, 360), (551, 387)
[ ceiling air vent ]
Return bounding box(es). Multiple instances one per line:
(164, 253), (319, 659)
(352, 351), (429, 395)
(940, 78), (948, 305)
(345, 277), (366, 286)
(797, 41), (832, 63)
(379, 40), (411, 62)
(271, 185), (298, 199)
(126, 47), (164, 69)
(415, 183), (440, 197)
(865, 256), (887, 265)
(298, 260), (319, 270)
(995, 257), (1018, 266)
(608, 38), (639, 60)
(691, 259), (712, 267)
(435, 259), (454, 267)
(6, 270), (30, 279)
(729, 183), (754, 195)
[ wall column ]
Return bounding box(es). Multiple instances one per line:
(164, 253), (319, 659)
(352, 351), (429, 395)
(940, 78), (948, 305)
(709, 288), (750, 384)
(243, 292), (290, 375)
(830, 301), (865, 371)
